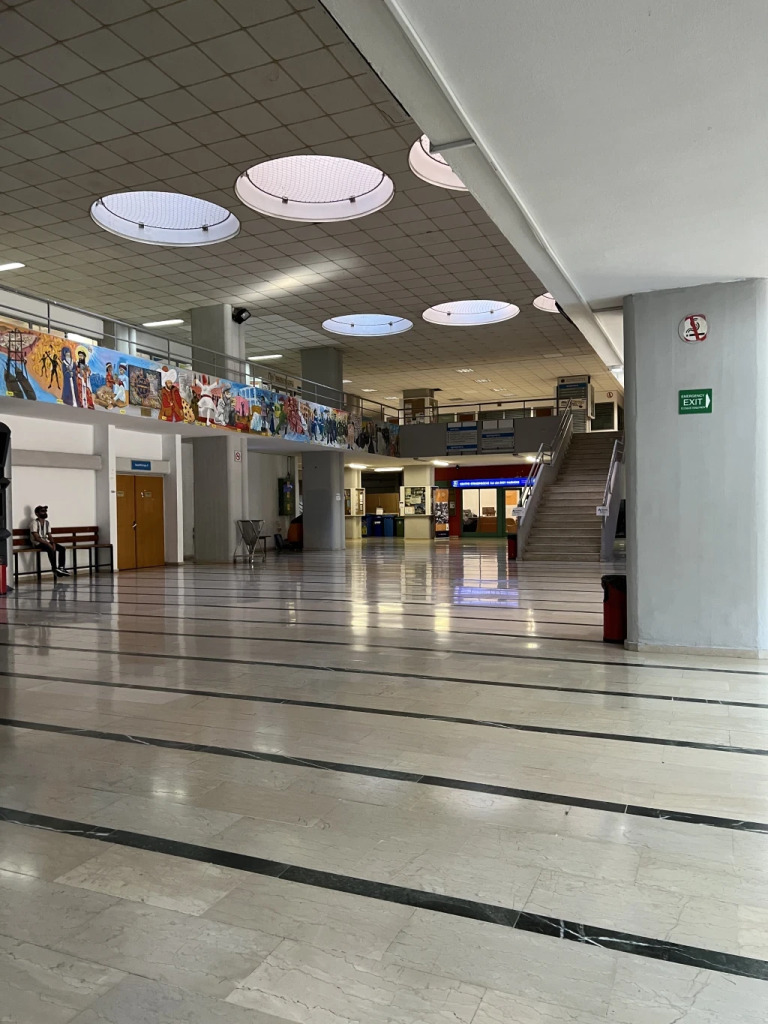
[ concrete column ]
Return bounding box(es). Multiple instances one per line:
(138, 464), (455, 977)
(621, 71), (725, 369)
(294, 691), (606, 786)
(300, 347), (343, 407)
(403, 464), (433, 541)
(93, 422), (117, 553)
(344, 464), (362, 541)
(625, 278), (768, 656)
(190, 304), (244, 381)
(302, 450), (345, 550)
(162, 433), (184, 565)
(191, 433), (249, 562)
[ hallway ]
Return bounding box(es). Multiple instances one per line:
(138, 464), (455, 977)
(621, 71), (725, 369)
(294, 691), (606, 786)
(0, 546), (767, 1023)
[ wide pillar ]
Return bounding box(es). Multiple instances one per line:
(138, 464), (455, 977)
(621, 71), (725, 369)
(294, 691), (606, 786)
(403, 464), (434, 540)
(302, 450), (345, 550)
(301, 347), (343, 407)
(190, 304), (244, 380)
(191, 433), (249, 562)
(625, 278), (768, 656)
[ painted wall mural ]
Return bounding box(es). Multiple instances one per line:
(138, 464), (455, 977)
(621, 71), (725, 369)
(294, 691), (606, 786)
(0, 323), (400, 456)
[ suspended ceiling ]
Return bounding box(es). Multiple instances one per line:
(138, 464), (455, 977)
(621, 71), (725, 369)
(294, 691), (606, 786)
(0, 0), (614, 401)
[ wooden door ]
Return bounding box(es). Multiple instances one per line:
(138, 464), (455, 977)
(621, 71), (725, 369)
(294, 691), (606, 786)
(116, 473), (137, 571)
(135, 475), (165, 568)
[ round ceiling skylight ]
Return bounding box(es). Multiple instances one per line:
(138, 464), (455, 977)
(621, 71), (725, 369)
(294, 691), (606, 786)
(90, 191), (240, 246)
(322, 314), (413, 338)
(408, 135), (467, 191)
(235, 155), (394, 222)
(422, 299), (520, 327)
(533, 292), (559, 312)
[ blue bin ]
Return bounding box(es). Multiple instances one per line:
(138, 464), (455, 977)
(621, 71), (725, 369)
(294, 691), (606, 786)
(383, 516), (395, 538)
(371, 517), (384, 537)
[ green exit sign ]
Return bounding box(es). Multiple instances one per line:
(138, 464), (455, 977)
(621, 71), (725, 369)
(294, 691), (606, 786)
(679, 389), (712, 415)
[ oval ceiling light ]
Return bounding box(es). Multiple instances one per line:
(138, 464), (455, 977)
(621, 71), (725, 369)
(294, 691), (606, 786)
(422, 299), (520, 327)
(533, 292), (558, 312)
(235, 154), (394, 222)
(408, 135), (467, 191)
(90, 191), (239, 246)
(322, 313), (413, 337)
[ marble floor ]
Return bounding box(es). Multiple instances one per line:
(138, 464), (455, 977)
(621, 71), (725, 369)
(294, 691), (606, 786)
(1, 539), (767, 1023)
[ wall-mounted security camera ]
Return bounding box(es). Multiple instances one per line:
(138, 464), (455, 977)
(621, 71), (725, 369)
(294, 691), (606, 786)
(232, 307), (251, 324)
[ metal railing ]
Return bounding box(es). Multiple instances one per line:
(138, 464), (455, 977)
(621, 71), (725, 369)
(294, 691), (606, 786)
(0, 283), (398, 421)
(405, 396), (558, 424)
(599, 438), (625, 515)
(518, 401), (574, 511)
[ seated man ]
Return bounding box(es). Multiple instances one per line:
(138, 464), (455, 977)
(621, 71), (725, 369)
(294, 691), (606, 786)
(30, 505), (70, 578)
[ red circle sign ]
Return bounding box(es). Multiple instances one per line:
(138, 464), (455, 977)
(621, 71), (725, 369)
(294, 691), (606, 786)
(679, 314), (708, 343)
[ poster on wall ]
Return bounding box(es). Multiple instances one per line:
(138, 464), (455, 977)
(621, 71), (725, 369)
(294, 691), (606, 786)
(480, 420), (515, 453)
(434, 487), (450, 535)
(403, 486), (426, 515)
(0, 321), (399, 457)
(447, 421), (478, 454)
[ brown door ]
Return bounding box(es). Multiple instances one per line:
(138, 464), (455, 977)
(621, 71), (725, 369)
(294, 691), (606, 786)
(116, 473), (137, 571)
(135, 475), (165, 568)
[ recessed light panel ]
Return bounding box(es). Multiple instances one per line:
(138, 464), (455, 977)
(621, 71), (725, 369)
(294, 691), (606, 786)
(322, 313), (413, 337)
(142, 319), (184, 327)
(0, 262), (24, 271)
(533, 292), (558, 312)
(423, 300), (520, 327)
(408, 135), (467, 191)
(91, 191), (239, 246)
(235, 155), (394, 222)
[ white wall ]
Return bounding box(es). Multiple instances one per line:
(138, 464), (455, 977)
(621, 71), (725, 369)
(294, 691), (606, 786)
(111, 430), (164, 460)
(13, 466), (96, 529)
(1, 412), (94, 455)
(625, 278), (768, 655)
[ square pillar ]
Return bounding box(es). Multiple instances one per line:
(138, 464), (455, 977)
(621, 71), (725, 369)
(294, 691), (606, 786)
(302, 450), (345, 550)
(625, 278), (768, 655)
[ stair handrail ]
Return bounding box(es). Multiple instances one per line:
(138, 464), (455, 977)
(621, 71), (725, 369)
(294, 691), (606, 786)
(518, 401), (573, 512)
(598, 438), (625, 516)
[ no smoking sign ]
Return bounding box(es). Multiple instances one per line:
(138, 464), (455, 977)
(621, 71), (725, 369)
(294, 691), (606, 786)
(678, 314), (708, 344)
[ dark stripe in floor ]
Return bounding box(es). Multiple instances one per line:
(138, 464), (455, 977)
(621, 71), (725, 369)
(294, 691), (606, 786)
(1, 805), (765, 981)
(2, 717), (767, 834)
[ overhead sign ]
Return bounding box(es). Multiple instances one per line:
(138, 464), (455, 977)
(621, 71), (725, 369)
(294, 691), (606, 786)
(678, 314), (708, 343)
(446, 421), (478, 454)
(480, 420), (515, 453)
(451, 478), (528, 488)
(678, 388), (712, 415)
(130, 459), (151, 471)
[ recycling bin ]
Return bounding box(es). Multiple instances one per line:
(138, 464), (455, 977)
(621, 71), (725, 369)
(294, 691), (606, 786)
(395, 516), (405, 537)
(371, 517), (384, 537)
(506, 533), (518, 560)
(601, 574), (627, 644)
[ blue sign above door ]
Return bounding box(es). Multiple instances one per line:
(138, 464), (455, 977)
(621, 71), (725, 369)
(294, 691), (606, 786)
(131, 460), (152, 471)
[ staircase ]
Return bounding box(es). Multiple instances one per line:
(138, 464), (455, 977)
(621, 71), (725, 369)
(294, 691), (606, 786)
(523, 431), (620, 562)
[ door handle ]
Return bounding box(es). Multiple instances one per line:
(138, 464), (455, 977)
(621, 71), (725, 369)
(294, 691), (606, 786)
(132, 521), (137, 529)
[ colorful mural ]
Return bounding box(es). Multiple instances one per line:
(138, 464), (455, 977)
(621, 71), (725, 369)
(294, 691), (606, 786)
(0, 323), (400, 456)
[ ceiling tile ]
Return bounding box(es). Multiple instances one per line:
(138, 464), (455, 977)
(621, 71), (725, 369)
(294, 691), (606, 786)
(67, 73), (135, 108)
(151, 44), (222, 86)
(147, 88), (211, 122)
(219, 102), (279, 135)
(112, 11), (190, 55)
(1, 98), (56, 131)
(309, 78), (368, 115)
(198, 30), (270, 73)
(178, 112), (238, 144)
(68, 111), (132, 143)
(108, 60), (178, 97)
(75, 0), (151, 23)
(0, 59), (58, 96)
(29, 86), (96, 120)
(188, 75), (253, 111)
(65, 28), (143, 70)
(0, 9), (55, 55)
(140, 124), (199, 154)
(262, 90), (323, 124)
(160, 0), (239, 43)
(33, 123), (94, 152)
(254, 14), (321, 60)
(110, 100), (170, 133)
(22, 0), (101, 39)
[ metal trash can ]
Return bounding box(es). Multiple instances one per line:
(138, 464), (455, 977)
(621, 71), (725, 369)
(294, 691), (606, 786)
(506, 533), (517, 560)
(601, 574), (627, 644)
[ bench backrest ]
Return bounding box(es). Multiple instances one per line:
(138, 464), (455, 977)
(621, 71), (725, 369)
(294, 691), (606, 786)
(13, 525), (100, 550)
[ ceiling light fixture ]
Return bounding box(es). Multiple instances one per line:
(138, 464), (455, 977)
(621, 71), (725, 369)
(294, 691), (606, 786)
(474, 378), (490, 383)
(432, 460), (451, 466)
(142, 319), (184, 327)
(384, 396), (399, 400)
(343, 379), (353, 384)
(235, 154), (394, 223)
(91, 191), (240, 246)
(374, 467), (403, 472)
(0, 262), (24, 272)
(456, 368), (474, 373)
(247, 354), (282, 361)
(424, 299), (520, 327)
(66, 332), (97, 345)
(348, 463), (368, 469)
(533, 292), (558, 313)
(322, 313), (413, 337)
(361, 388), (377, 392)
(408, 135), (467, 191)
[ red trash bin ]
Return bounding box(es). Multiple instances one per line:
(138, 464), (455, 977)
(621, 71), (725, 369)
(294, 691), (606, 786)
(601, 574), (627, 643)
(507, 533), (517, 560)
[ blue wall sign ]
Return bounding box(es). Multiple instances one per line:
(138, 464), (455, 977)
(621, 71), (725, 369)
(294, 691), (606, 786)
(451, 477), (527, 489)
(131, 460), (152, 471)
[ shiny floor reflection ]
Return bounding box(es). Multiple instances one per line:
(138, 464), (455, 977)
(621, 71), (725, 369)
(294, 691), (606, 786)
(0, 541), (767, 1023)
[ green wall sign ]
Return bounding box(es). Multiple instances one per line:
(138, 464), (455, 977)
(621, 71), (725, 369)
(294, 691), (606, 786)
(678, 389), (712, 415)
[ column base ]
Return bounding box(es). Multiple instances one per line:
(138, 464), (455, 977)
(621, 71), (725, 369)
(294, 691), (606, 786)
(625, 640), (768, 659)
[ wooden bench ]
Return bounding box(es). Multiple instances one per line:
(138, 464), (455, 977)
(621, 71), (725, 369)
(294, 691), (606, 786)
(13, 526), (114, 583)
